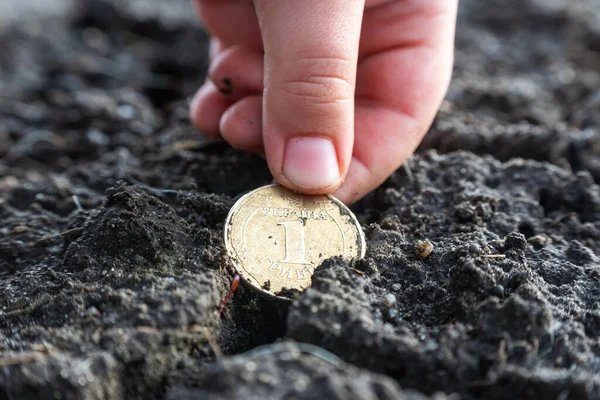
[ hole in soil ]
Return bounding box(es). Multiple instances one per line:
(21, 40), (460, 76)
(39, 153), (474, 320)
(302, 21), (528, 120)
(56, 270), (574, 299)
(538, 187), (561, 216)
(518, 221), (535, 238)
(218, 285), (289, 356)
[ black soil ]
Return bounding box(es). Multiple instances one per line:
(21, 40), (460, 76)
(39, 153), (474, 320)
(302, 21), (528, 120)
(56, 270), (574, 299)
(1, 0), (600, 399)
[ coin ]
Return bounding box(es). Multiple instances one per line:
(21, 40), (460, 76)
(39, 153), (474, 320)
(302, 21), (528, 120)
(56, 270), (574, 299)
(224, 184), (366, 299)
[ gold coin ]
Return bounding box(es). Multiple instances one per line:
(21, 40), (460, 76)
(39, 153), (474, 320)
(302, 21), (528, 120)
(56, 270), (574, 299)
(224, 184), (366, 299)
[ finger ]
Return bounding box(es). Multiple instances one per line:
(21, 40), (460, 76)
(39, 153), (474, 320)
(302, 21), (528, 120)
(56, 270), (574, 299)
(190, 46), (264, 136)
(254, 0), (365, 194)
(331, 156), (370, 204)
(190, 81), (234, 136)
(191, 1), (263, 137)
(357, 1), (457, 121)
(335, 0), (458, 204)
(334, 106), (420, 204)
(193, 0), (262, 51)
(208, 46), (264, 100)
(359, 0), (443, 59)
(220, 95), (264, 153)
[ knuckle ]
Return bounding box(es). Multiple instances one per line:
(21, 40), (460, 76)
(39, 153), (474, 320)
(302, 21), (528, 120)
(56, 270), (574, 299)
(277, 57), (355, 105)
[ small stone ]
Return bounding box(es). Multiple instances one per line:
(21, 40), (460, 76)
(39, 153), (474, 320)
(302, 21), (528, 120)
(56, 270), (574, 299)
(469, 243), (481, 254)
(527, 235), (548, 248)
(491, 285), (505, 298)
(416, 240), (434, 258)
(391, 283), (401, 291)
(117, 104), (136, 119)
(13, 226), (29, 233)
(166, 277), (177, 285)
(86, 306), (100, 317)
(383, 293), (397, 308)
(86, 129), (110, 146)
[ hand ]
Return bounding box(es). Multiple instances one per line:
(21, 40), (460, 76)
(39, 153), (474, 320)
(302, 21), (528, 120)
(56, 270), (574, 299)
(190, 0), (458, 204)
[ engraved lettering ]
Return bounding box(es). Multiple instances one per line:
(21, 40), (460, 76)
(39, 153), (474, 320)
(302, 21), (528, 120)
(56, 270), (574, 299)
(278, 220), (310, 264)
(258, 256), (311, 280)
(280, 268), (294, 279)
(258, 207), (328, 221)
(296, 269), (308, 279)
(260, 255), (282, 272)
(259, 255), (273, 264)
(268, 262), (281, 271)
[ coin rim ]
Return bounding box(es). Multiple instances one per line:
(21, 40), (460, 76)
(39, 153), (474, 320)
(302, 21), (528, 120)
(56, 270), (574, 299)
(223, 184), (366, 300)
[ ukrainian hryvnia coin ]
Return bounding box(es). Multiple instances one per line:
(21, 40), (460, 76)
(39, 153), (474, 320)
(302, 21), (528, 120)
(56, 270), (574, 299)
(224, 184), (366, 299)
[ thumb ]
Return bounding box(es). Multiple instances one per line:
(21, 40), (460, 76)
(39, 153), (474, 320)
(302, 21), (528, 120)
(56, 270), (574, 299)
(254, 0), (364, 194)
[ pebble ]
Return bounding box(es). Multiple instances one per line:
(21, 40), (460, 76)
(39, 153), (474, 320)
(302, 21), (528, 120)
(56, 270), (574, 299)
(383, 293), (397, 308)
(117, 104), (136, 119)
(469, 243), (481, 254)
(491, 285), (505, 298)
(245, 361), (257, 372)
(416, 240), (434, 258)
(86, 129), (110, 146)
(13, 226), (29, 233)
(86, 306), (100, 317)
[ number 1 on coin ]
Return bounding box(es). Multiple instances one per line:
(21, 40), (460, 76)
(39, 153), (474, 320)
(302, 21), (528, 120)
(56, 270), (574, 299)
(277, 220), (310, 265)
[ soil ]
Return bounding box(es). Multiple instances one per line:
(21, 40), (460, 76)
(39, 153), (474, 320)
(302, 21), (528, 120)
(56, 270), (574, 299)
(1, 0), (600, 399)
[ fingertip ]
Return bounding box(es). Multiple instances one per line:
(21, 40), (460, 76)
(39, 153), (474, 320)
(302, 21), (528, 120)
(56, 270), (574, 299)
(279, 136), (342, 193)
(219, 95), (264, 153)
(254, 0), (363, 196)
(208, 46), (264, 99)
(189, 81), (231, 136)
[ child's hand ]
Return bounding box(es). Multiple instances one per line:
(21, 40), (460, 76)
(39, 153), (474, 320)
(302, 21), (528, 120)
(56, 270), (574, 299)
(190, 0), (458, 204)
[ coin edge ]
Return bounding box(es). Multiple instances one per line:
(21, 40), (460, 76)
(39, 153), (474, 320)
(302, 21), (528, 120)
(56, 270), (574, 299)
(223, 184), (367, 299)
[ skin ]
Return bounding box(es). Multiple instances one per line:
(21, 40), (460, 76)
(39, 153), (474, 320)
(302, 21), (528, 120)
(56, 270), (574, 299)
(190, 0), (458, 204)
